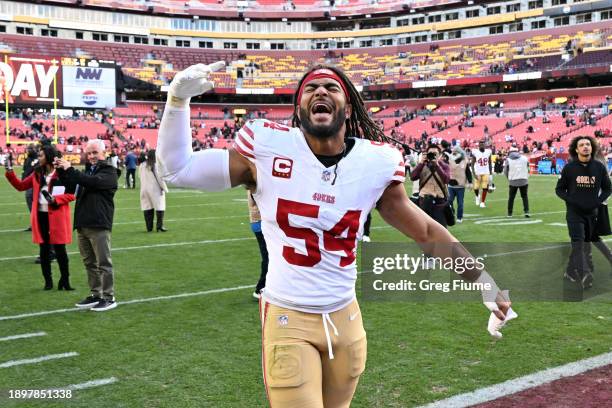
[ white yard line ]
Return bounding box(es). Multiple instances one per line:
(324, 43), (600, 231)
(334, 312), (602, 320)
(0, 215), (247, 233)
(0, 332), (47, 342)
(0, 352), (78, 368)
(418, 351), (612, 408)
(0, 285), (253, 321)
(0, 237), (251, 262)
(66, 377), (118, 390)
(0, 201), (244, 216)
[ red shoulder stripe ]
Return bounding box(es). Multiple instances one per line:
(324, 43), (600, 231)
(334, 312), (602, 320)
(241, 124), (255, 139)
(233, 143), (255, 159)
(237, 133), (254, 151)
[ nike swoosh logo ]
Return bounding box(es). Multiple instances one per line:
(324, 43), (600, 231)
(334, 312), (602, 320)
(349, 312), (359, 321)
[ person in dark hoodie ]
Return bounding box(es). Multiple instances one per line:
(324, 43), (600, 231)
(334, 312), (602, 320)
(504, 146), (530, 218)
(555, 136), (611, 289)
(54, 139), (119, 312)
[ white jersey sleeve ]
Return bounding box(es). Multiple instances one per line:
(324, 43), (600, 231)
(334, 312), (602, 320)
(157, 105), (231, 191)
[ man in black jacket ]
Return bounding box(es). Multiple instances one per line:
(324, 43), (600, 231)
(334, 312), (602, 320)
(55, 139), (118, 311)
(555, 136), (611, 289)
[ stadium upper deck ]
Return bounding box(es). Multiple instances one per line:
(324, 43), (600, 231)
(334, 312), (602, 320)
(42, 0), (460, 19)
(2, 21), (610, 91)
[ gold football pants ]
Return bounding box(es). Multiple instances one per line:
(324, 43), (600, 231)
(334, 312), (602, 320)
(259, 298), (367, 408)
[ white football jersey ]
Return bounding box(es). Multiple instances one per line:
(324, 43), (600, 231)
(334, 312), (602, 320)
(234, 119), (405, 313)
(472, 149), (492, 176)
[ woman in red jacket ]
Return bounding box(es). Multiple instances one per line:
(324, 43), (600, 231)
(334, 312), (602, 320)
(5, 144), (76, 290)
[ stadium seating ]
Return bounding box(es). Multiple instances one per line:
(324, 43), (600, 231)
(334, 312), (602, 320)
(3, 22), (612, 90)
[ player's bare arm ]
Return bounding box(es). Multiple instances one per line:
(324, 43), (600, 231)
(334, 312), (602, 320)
(377, 181), (511, 320)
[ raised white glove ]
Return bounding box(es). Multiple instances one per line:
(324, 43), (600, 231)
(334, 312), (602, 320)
(167, 61), (225, 108)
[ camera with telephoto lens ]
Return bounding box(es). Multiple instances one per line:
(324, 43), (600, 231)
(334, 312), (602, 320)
(426, 152), (437, 161)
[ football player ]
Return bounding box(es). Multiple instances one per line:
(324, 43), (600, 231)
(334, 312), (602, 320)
(157, 62), (512, 407)
(471, 140), (493, 208)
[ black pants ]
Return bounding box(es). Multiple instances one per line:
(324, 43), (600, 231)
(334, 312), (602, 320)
(126, 168), (136, 189)
(565, 213), (597, 277)
(508, 185), (529, 215)
(25, 188), (33, 213)
(419, 196), (447, 228)
(37, 212), (69, 283)
(363, 213), (372, 236)
(254, 231), (269, 292)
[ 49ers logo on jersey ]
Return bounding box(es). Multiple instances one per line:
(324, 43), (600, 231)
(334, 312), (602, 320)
(272, 157), (293, 179)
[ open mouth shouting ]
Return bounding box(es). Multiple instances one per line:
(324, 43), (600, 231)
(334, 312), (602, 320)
(310, 101), (334, 121)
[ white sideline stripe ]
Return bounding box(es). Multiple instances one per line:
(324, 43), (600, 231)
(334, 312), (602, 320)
(0, 215), (247, 232)
(0, 331), (47, 342)
(114, 201), (243, 211)
(0, 285), (253, 321)
(0, 352), (78, 368)
(0, 201), (244, 216)
(418, 351), (612, 408)
(67, 377), (118, 390)
(0, 237), (252, 262)
(0, 194), (216, 205)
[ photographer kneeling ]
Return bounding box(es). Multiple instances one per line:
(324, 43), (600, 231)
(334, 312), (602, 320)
(410, 143), (451, 228)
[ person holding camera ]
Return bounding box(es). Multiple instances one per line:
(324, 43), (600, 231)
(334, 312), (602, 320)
(4, 144), (76, 290)
(410, 144), (451, 227)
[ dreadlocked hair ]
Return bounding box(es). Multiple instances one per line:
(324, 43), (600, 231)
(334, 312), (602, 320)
(291, 64), (389, 143)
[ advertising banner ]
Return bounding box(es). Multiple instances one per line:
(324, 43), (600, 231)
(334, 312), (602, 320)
(62, 59), (116, 108)
(0, 55), (62, 105)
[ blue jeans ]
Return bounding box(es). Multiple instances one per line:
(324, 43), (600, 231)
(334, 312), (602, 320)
(448, 186), (465, 220)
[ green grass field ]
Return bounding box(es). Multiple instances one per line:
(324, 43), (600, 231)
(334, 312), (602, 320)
(0, 171), (610, 407)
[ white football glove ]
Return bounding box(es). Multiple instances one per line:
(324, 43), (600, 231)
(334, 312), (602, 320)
(167, 61), (225, 107)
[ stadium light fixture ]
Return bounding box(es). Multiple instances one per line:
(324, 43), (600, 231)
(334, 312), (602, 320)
(467, 0), (474, 4)
(366, 14), (371, 18)
(330, 16), (336, 20)
(410, 9), (415, 13)
(193, 15), (199, 20)
(282, 17), (288, 22)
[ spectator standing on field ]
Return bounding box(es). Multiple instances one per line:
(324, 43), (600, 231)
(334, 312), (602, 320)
(555, 136), (611, 289)
(139, 149), (168, 232)
(125, 149), (138, 189)
(248, 191), (268, 300)
(504, 146), (530, 218)
(5, 145), (75, 291)
(448, 146), (471, 223)
(55, 139), (119, 312)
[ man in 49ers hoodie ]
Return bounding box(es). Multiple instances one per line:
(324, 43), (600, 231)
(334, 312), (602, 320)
(555, 136), (611, 288)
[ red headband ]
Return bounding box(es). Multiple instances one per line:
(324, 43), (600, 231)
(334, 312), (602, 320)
(296, 68), (350, 104)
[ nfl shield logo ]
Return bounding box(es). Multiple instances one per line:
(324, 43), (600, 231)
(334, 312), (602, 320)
(278, 315), (289, 326)
(322, 170), (331, 182)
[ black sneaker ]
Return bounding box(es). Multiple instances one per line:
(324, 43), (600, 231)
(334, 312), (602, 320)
(91, 298), (117, 312)
(581, 272), (593, 289)
(75, 295), (102, 309)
